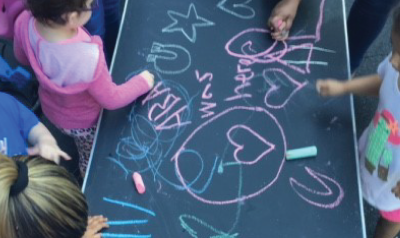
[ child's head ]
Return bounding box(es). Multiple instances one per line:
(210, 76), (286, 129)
(26, 0), (97, 27)
(0, 155), (88, 238)
(391, 5), (400, 71)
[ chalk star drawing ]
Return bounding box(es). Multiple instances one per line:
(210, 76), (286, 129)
(162, 3), (215, 43)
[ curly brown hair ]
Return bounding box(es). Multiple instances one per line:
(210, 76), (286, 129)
(26, 0), (88, 25)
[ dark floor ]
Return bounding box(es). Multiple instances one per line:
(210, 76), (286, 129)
(0, 0), (395, 237)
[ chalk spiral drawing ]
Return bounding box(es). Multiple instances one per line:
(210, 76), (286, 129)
(162, 3), (215, 43)
(101, 0), (348, 236)
(217, 0), (256, 20)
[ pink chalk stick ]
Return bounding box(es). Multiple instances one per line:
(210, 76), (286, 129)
(133, 172), (146, 194)
(277, 19), (283, 28)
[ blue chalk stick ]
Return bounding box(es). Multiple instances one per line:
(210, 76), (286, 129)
(286, 146), (317, 160)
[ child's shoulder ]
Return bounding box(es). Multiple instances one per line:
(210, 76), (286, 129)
(0, 92), (22, 114)
(0, 92), (17, 103)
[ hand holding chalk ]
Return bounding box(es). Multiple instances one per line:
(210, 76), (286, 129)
(286, 146), (317, 160)
(270, 19), (289, 41)
(316, 79), (346, 97)
(133, 172), (146, 194)
(267, 0), (301, 41)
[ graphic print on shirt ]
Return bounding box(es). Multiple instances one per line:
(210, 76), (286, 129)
(0, 137), (8, 155)
(366, 110), (400, 181)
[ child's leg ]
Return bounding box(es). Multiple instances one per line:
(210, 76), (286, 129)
(347, 0), (398, 72)
(375, 210), (400, 238)
(60, 125), (97, 177)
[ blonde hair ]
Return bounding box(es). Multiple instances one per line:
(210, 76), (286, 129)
(0, 155), (88, 238)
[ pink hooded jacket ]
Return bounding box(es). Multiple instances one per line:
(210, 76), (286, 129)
(13, 11), (151, 129)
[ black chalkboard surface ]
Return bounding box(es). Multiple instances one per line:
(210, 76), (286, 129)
(83, 0), (366, 237)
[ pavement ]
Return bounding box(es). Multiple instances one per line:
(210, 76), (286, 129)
(0, 1), (394, 237)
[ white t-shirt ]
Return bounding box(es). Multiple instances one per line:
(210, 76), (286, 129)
(359, 54), (400, 211)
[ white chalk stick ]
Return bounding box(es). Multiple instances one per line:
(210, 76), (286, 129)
(286, 146), (317, 160)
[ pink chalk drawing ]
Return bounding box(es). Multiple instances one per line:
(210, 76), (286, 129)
(262, 68), (308, 109)
(195, 70), (217, 118)
(224, 0), (329, 76)
(202, 83), (213, 99)
(223, 0), (331, 105)
(289, 167), (344, 209)
(142, 81), (191, 131)
(199, 102), (217, 119)
(172, 106), (286, 205)
(227, 124), (275, 165)
(142, 82), (171, 106)
(164, 106), (344, 208)
(195, 70), (213, 83)
(225, 28), (331, 75)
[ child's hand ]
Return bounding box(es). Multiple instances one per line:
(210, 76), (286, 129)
(82, 215), (109, 238)
(27, 140), (71, 165)
(392, 181), (400, 199)
(316, 79), (346, 97)
(140, 70), (155, 89)
(268, 0), (301, 41)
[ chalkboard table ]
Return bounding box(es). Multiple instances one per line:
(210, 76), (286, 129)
(83, 0), (366, 237)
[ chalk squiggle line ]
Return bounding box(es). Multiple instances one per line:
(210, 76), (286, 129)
(103, 197), (156, 217)
(179, 214), (239, 238)
(225, 29), (321, 74)
(289, 166), (344, 209)
(172, 106), (286, 205)
(217, 0), (255, 20)
(107, 220), (148, 225)
(101, 234), (151, 238)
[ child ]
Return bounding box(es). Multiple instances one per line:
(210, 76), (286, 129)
(12, 0), (155, 177)
(0, 154), (108, 238)
(0, 91), (70, 164)
(317, 7), (400, 238)
(268, 0), (302, 41)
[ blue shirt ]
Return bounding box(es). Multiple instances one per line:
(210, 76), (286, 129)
(0, 92), (39, 156)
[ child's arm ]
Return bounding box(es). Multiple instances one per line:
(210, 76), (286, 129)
(268, 0), (302, 41)
(27, 122), (71, 164)
(316, 74), (382, 97)
(88, 62), (155, 110)
(82, 215), (109, 238)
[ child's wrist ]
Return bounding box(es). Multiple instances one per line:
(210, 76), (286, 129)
(341, 82), (350, 94)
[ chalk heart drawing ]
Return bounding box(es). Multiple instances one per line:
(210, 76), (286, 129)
(217, 0), (255, 20)
(262, 68), (308, 109)
(227, 125), (275, 165)
(172, 106), (286, 205)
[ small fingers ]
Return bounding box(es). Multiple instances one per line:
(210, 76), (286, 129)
(91, 220), (109, 233)
(58, 150), (72, 161)
(316, 80), (329, 96)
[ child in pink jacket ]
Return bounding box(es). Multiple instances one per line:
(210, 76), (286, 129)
(13, 0), (154, 177)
